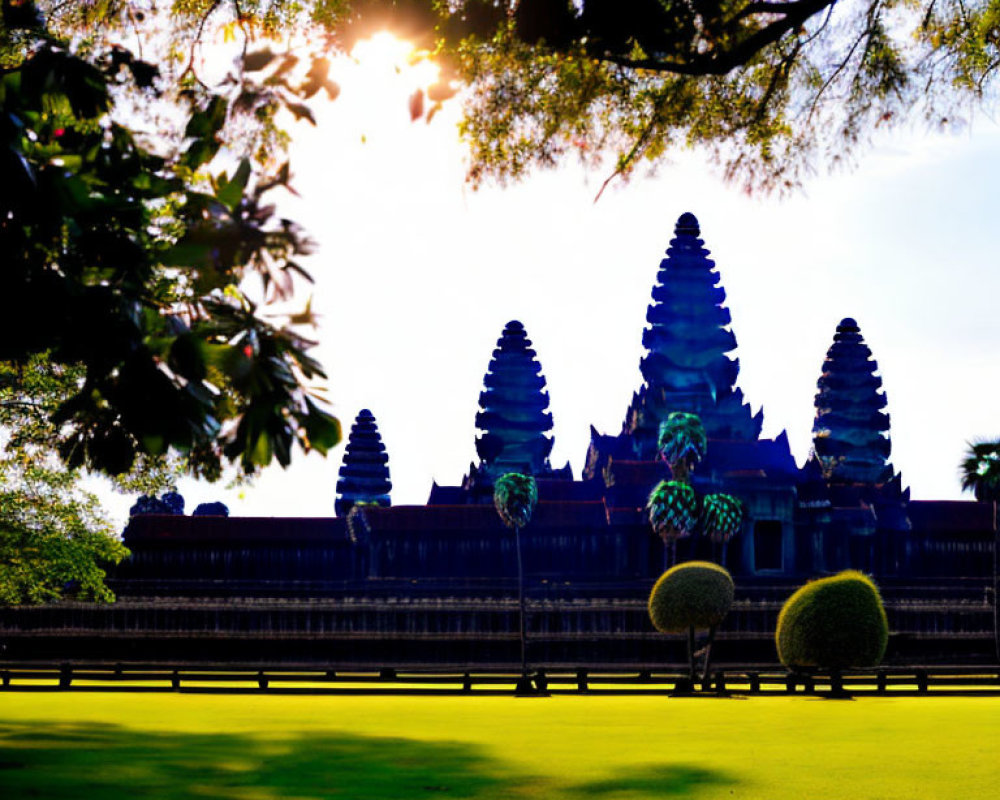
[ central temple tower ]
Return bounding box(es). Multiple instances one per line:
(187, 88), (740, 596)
(623, 212), (762, 457)
(585, 213), (764, 479)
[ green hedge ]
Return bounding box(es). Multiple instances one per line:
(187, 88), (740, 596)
(648, 561), (735, 633)
(776, 570), (889, 670)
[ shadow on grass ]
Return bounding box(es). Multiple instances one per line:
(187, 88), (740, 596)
(0, 721), (740, 799)
(571, 764), (738, 796)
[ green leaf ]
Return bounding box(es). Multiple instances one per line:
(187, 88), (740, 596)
(301, 399), (341, 452)
(250, 429), (273, 467)
(182, 137), (220, 170)
(169, 333), (207, 382)
(216, 158), (251, 212)
(184, 95), (227, 139)
(159, 241), (213, 268)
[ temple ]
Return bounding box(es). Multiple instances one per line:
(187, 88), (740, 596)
(2, 213), (994, 669)
(335, 409), (392, 518)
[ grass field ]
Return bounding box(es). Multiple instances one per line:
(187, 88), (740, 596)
(1, 691), (998, 799)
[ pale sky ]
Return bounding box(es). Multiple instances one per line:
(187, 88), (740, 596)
(98, 34), (1000, 525)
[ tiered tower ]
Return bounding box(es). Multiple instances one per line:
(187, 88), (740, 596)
(623, 212), (762, 457)
(584, 213), (763, 481)
(812, 318), (892, 485)
(335, 409), (392, 517)
(802, 318), (910, 571)
(468, 320), (558, 484)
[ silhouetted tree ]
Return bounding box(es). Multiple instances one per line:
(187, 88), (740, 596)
(649, 412), (743, 566)
(1, 24), (340, 479)
(961, 440), (1000, 661)
(657, 412), (707, 483)
(493, 471), (538, 693)
(648, 561), (735, 687)
(647, 480), (698, 568)
(700, 493), (744, 566)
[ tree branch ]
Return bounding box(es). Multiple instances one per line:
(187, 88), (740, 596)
(180, 0), (223, 89)
(598, 0), (839, 77)
(594, 89), (673, 201)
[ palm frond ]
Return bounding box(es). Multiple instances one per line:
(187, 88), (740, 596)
(493, 472), (538, 529)
(657, 412), (707, 478)
(960, 440), (1000, 502)
(701, 493), (744, 543)
(647, 479), (698, 542)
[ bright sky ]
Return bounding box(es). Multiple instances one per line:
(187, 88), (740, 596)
(100, 33), (1000, 524)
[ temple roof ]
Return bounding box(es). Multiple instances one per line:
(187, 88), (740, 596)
(906, 500), (994, 534)
(358, 501), (616, 534)
(124, 515), (352, 543)
(700, 434), (799, 480)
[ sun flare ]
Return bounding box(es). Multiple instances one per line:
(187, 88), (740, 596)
(347, 31), (440, 92)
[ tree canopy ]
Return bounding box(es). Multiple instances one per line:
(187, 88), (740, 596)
(3, 0), (996, 478)
(2, 11), (340, 479)
(961, 440), (1000, 503)
(0, 356), (129, 603)
(12, 1), (998, 198)
(493, 471), (538, 529)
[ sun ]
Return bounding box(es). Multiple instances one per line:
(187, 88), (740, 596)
(346, 31), (440, 95)
(350, 31), (416, 71)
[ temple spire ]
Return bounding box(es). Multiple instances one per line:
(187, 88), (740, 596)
(812, 318), (892, 485)
(335, 409), (392, 517)
(473, 320), (555, 479)
(623, 212), (762, 456)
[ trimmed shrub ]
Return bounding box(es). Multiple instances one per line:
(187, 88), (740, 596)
(776, 570), (889, 670)
(648, 561), (735, 633)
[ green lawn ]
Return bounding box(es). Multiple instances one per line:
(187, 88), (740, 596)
(1, 691), (997, 799)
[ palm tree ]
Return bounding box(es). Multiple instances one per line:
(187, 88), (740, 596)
(648, 413), (707, 566)
(657, 412), (707, 483)
(701, 493), (744, 566)
(493, 472), (538, 693)
(961, 440), (1000, 662)
(647, 480), (698, 568)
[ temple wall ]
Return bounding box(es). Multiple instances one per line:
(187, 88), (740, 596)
(2, 581), (992, 667)
(902, 532), (993, 579)
(367, 525), (659, 581)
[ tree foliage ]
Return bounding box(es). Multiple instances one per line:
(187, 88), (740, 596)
(448, 0), (1000, 194)
(657, 411), (707, 482)
(648, 413), (743, 550)
(0, 356), (128, 604)
(493, 471), (538, 529)
(648, 559), (734, 682)
(960, 440), (1000, 503)
(700, 492), (743, 544)
(648, 560), (735, 634)
(776, 570), (889, 670)
(12, 0), (998, 197)
(647, 479), (698, 543)
(1, 20), (340, 479)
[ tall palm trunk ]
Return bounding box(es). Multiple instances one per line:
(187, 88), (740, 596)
(514, 524), (529, 684)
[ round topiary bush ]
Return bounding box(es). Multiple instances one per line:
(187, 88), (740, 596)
(648, 561), (735, 633)
(776, 570), (889, 670)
